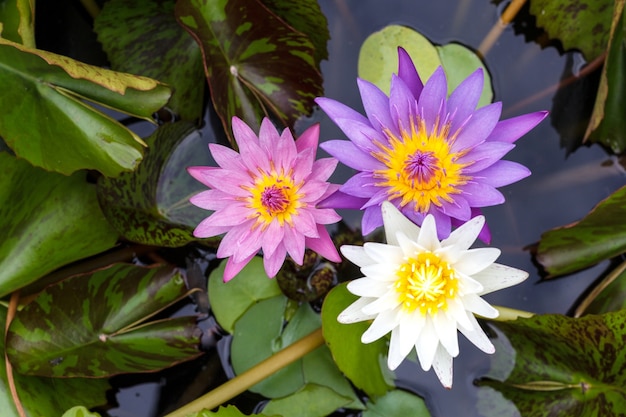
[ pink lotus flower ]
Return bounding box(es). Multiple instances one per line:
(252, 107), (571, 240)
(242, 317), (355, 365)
(188, 117), (342, 282)
(317, 47), (548, 242)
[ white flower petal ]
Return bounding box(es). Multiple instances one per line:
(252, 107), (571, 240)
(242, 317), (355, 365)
(387, 323), (416, 370)
(441, 215), (483, 251)
(454, 248), (501, 275)
(362, 291), (401, 315)
(347, 277), (390, 297)
(457, 272), (484, 294)
(415, 317), (438, 371)
(364, 242), (404, 264)
(362, 309), (397, 343)
(337, 297), (377, 323)
(474, 263), (529, 295)
(446, 297), (473, 333)
(461, 293), (499, 318)
(417, 214), (441, 251)
(433, 312), (459, 357)
(382, 201), (421, 245)
(361, 263), (400, 282)
(340, 245), (375, 267)
(458, 313), (495, 354)
(432, 344), (454, 388)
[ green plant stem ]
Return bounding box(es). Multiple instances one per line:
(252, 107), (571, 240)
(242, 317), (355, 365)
(491, 305), (534, 321)
(79, 0), (101, 19)
(165, 328), (325, 417)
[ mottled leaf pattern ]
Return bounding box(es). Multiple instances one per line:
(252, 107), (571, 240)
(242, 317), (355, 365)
(0, 0), (34, 46)
(479, 312), (626, 417)
(7, 263), (201, 377)
(0, 153), (118, 297)
(175, 0), (323, 143)
(97, 121), (216, 247)
(95, 0), (205, 121)
(529, 0), (613, 61)
(535, 185), (626, 277)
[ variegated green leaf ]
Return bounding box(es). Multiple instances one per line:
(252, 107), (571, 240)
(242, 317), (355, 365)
(7, 263), (201, 377)
(0, 0), (34, 46)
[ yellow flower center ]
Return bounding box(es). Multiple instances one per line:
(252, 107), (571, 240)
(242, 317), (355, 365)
(394, 251), (458, 315)
(372, 116), (469, 213)
(244, 170), (303, 228)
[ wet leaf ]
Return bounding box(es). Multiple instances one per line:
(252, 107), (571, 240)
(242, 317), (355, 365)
(535, 185), (626, 277)
(0, 0), (34, 46)
(358, 24), (441, 95)
(436, 43), (493, 107)
(98, 121), (212, 247)
(363, 389), (432, 417)
(321, 283), (394, 398)
(0, 152), (118, 297)
(61, 407), (103, 417)
(0, 37), (171, 176)
(208, 257), (282, 334)
(478, 312), (626, 417)
(585, 0), (626, 153)
(6, 263), (201, 377)
(529, 0), (613, 61)
(95, 0), (205, 121)
(175, 0), (323, 143)
(574, 261), (626, 316)
(263, 384), (352, 417)
(0, 307), (110, 417)
(187, 405), (273, 417)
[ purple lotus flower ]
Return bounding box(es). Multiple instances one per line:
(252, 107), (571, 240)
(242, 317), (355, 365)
(317, 47), (548, 241)
(188, 117), (342, 282)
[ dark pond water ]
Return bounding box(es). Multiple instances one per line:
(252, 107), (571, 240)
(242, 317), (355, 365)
(62, 0), (624, 416)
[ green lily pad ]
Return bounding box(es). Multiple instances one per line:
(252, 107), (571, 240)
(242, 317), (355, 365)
(585, 1), (626, 154)
(0, 0), (34, 46)
(186, 405), (274, 417)
(6, 263), (201, 377)
(358, 24), (441, 95)
(61, 407), (103, 417)
(208, 257), (282, 333)
(535, 185), (626, 277)
(478, 312), (626, 416)
(174, 0), (323, 144)
(363, 389), (431, 417)
(95, 0), (205, 121)
(321, 283), (394, 398)
(529, 0), (613, 61)
(436, 43), (493, 107)
(0, 37), (171, 176)
(262, 384), (352, 417)
(0, 152), (119, 297)
(0, 307), (110, 417)
(97, 121), (213, 247)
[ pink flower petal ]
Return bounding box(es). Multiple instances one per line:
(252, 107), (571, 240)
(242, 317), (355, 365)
(305, 225), (341, 262)
(295, 123), (320, 153)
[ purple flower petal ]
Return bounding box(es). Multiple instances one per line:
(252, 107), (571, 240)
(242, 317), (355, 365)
(451, 102), (502, 152)
(440, 196), (471, 221)
(486, 111), (548, 143)
(316, 97), (370, 126)
(461, 182), (504, 207)
(447, 68), (483, 134)
(389, 74), (417, 134)
(362, 205), (383, 235)
(320, 140), (384, 171)
(459, 141), (515, 173)
(342, 172), (377, 198)
(318, 190), (367, 210)
(306, 225), (342, 263)
(397, 47), (423, 99)
(474, 160), (531, 187)
(417, 67), (447, 134)
(358, 78), (398, 137)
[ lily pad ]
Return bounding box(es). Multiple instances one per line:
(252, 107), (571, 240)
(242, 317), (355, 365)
(363, 389), (431, 417)
(175, 0), (323, 143)
(62, 407), (102, 417)
(478, 312), (626, 416)
(186, 405), (273, 417)
(208, 257), (282, 333)
(6, 263), (201, 377)
(262, 384), (352, 417)
(321, 283), (394, 398)
(535, 185), (626, 277)
(0, 37), (171, 176)
(0, 152), (119, 297)
(529, 0), (613, 61)
(358, 24), (441, 95)
(95, 0), (205, 121)
(97, 121), (213, 247)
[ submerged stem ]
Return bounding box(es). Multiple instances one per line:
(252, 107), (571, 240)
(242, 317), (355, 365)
(165, 328), (325, 417)
(478, 0), (527, 56)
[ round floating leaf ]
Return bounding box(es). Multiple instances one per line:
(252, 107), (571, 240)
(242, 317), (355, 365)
(7, 263), (201, 378)
(321, 283), (394, 398)
(262, 384), (352, 417)
(62, 407), (103, 417)
(0, 38), (171, 176)
(479, 312), (626, 416)
(208, 257), (282, 334)
(175, 0), (323, 143)
(358, 24), (441, 95)
(529, 0), (613, 61)
(0, 152), (118, 297)
(186, 405), (272, 417)
(98, 121), (214, 247)
(535, 185), (626, 277)
(363, 389), (431, 417)
(95, 0), (205, 121)
(436, 43), (493, 107)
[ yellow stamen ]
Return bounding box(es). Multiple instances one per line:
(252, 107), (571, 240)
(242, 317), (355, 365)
(394, 252), (458, 315)
(243, 169), (303, 228)
(372, 116), (469, 213)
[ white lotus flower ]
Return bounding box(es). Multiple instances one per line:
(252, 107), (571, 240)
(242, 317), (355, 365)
(338, 201), (528, 388)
